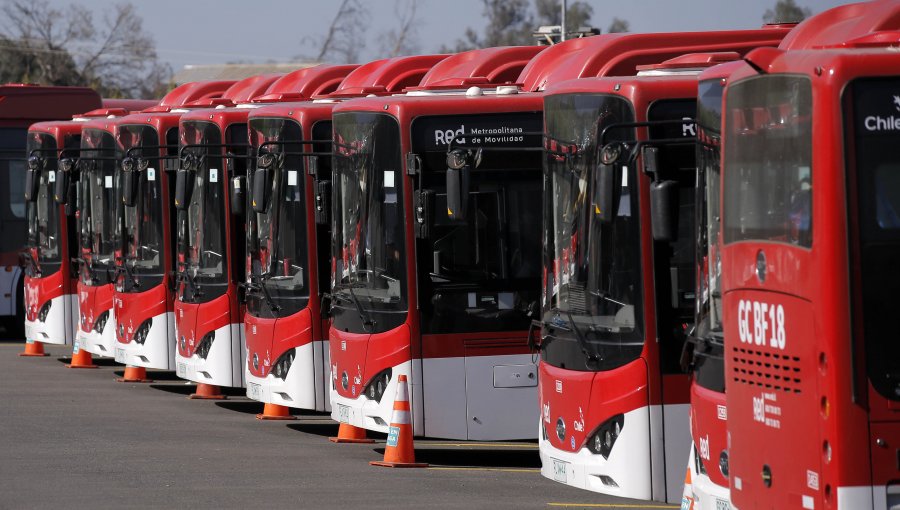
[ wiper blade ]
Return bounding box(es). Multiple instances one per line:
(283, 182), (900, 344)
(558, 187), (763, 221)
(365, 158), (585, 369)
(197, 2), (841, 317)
(253, 274), (281, 312)
(334, 281), (376, 333)
(553, 308), (602, 366)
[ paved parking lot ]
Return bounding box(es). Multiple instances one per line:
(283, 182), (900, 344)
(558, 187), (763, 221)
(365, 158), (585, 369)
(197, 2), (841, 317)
(0, 342), (677, 509)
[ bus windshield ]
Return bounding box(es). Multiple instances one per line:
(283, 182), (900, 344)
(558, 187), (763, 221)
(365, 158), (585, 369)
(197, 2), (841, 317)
(693, 79), (726, 392)
(247, 117), (310, 318)
(80, 128), (120, 286)
(1, 128), (27, 257)
(25, 132), (60, 276)
(119, 125), (164, 292)
(847, 77), (900, 401)
(332, 112), (406, 334)
(541, 93), (643, 371)
(178, 121), (227, 303)
(410, 112), (543, 335)
(724, 75), (813, 247)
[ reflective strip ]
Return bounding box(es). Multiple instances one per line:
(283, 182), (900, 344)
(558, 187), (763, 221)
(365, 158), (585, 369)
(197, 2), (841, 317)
(394, 379), (409, 403)
(390, 409), (411, 425)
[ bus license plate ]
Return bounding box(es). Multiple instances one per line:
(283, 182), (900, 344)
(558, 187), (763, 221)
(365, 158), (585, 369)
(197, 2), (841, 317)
(551, 459), (568, 482)
(715, 498), (731, 510)
(337, 404), (350, 423)
(115, 348), (126, 363)
(247, 382), (261, 400)
(176, 363), (186, 378)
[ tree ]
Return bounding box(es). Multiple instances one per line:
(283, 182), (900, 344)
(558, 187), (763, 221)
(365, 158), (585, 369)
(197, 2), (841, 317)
(763, 0), (812, 24)
(607, 17), (630, 33)
(443, 0), (534, 52)
(379, 0), (421, 58)
(0, 0), (172, 98)
(534, 0), (593, 31)
(302, 0), (369, 64)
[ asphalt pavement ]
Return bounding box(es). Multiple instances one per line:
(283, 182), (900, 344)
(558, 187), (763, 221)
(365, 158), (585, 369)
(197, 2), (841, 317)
(0, 342), (677, 510)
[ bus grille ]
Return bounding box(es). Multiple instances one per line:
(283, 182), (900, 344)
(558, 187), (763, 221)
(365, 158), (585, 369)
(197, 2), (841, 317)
(731, 346), (802, 393)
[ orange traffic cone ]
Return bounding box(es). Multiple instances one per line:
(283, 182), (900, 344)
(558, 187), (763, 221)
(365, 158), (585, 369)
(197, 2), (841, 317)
(66, 346), (98, 368)
(19, 340), (49, 357)
(329, 422), (374, 443)
(681, 465), (694, 510)
(189, 383), (226, 400)
(116, 365), (153, 383)
(370, 374), (427, 468)
(256, 403), (296, 421)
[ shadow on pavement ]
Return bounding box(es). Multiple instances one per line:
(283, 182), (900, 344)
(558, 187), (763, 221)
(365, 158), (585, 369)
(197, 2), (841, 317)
(214, 401), (263, 415)
(286, 422), (341, 438)
(373, 447), (541, 469)
(148, 383), (194, 395)
(108, 369), (181, 381)
(54, 356), (120, 367)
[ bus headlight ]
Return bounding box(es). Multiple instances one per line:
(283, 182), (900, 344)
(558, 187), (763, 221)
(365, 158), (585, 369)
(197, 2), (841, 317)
(363, 368), (392, 403)
(133, 318), (152, 345)
(37, 301), (51, 322)
(195, 331), (214, 360)
(586, 414), (624, 459)
(93, 311), (109, 334)
(271, 349), (295, 380)
(719, 450), (729, 477)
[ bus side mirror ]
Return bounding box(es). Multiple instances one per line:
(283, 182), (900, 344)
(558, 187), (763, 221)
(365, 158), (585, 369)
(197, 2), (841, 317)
(414, 189), (435, 239)
(174, 169), (192, 210)
(24, 156), (42, 203)
(650, 180), (679, 242)
(593, 142), (624, 224)
(54, 169), (69, 204)
(121, 158), (139, 207)
(592, 163), (615, 223)
(64, 181), (77, 216)
(251, 167), (271, 213)
(643, 146), (679, 242)
(315, 180), (331, 225)
(231, 175), (245, 216)
(446, 148), (476, 222)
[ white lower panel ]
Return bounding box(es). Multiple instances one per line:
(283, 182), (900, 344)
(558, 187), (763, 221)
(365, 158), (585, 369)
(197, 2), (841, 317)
(421, 357), (468, 439)
(540, 406), (652, 500)
(245, 341), (329, 410)
(838, 485), (877, 510)
(24, 294), (75, 346)
(330, 360), (413, 434)
(663, 403), (692, 504)
(76, 310), (116, 358)
(0, 266), (21, 317)
(175, 322), (245, 388)
(462, 353), (538, 440)
(114, 311), (175, 370)
(689, 448), (731, 510)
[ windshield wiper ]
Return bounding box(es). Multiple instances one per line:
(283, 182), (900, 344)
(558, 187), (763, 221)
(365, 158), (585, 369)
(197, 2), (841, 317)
(334, 281), (376, 333)
(589, 289), (629, 308)
(249, 273), (281, 312)
(550, 308), (602, 367)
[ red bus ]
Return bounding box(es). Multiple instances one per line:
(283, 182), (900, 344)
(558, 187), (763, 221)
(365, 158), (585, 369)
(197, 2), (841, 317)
(684, 3), (900, 508)
(173, 69), (381, 390)
(169, 65), (359, 394)
(28, 109), (161, 358)
(7, 85), (100, 345)
(721, 39), (900, 510)
(103, 81), (236, 365)
(535, 30), (790, 503)
(326, 30), (785, 442)
(242, 56), (472, 412)
(112, 75), (276, 373)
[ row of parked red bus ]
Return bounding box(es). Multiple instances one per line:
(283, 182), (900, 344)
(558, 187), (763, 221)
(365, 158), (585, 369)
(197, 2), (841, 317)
(13, 1), (900, 507)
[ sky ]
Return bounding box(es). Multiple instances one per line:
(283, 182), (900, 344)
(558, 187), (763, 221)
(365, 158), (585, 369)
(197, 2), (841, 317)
(36, 0), (852, 71)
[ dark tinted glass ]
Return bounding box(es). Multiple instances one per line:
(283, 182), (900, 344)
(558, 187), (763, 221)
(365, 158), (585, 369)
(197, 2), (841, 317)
(724, 75), (813, 247)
